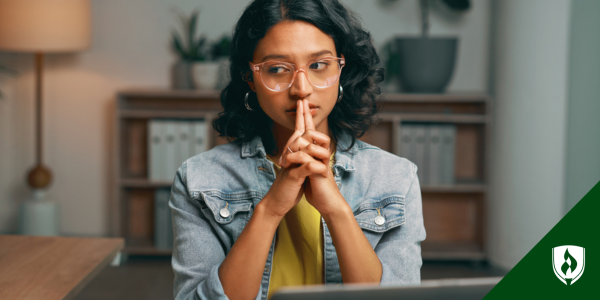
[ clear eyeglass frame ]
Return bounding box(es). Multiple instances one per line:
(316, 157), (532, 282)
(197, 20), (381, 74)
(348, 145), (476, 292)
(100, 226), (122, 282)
(248, 56), (345, 92)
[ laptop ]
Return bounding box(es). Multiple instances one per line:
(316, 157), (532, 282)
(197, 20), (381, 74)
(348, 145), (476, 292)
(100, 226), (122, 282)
(271, 277), (502, 300)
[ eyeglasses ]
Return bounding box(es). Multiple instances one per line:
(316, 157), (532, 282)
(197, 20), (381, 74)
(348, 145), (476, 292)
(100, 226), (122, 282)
(249, 56), (345, 92)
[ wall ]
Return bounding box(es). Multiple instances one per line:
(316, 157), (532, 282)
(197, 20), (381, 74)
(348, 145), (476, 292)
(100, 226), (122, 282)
(487, 0), (571, 270)
(564, 0), (600, 212)
(0, 0), (492, 236)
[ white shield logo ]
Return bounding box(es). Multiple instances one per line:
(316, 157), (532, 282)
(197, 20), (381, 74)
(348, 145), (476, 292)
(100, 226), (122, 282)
(552, 245), (585, 285)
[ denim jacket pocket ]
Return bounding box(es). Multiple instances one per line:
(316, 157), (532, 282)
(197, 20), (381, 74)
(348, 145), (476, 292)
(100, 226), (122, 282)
(196, 190), (255, 224)
(354, 196), (406, 233)
(193, 190), (257, 247)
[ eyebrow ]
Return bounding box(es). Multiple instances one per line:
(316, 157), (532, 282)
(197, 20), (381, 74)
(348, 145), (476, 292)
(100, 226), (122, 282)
(260, 50), (334, 62)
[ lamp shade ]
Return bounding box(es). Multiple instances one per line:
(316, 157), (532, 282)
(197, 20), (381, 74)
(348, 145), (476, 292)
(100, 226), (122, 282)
(0, 0), (91, 52)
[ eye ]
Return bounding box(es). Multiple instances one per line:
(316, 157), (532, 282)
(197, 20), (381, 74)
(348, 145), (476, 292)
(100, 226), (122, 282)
(267, 64), (291, 74)
(310, 61), (330, 70)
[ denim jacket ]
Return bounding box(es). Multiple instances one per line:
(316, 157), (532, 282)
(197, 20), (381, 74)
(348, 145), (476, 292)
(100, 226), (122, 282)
(169, 130), (427, 300)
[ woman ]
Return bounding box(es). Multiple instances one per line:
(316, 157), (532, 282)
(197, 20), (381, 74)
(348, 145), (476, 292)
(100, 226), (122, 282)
(169, 0), (426, 299)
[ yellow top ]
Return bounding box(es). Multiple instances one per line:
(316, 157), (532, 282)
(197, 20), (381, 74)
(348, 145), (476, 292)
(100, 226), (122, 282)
(265, 150), (336, 300)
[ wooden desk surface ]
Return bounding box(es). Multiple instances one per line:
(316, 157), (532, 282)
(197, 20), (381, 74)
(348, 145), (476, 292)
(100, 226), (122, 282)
(0, 234), (124, 300)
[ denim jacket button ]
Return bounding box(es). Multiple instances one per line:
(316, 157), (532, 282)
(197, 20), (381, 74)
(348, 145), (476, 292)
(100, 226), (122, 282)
(264, 267), (270, 273)
(375, 215), (385, 226)
(219, 208), (231, 218)
(336, 182), (341, 189)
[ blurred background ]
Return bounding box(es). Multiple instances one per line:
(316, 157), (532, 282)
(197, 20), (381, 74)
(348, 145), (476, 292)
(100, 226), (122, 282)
(0, 0), (599, 298)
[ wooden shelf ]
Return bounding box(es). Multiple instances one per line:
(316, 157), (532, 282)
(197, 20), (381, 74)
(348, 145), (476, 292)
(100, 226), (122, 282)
(119, 179), (487, 194)
(120, 179), (173, 188)
(422, 241), (486, 261)
(113, 88), (492, 262)
(382, 92), (490, 103)
(379, 113), (488, 124)
(421, 184), (487, 193)
(119, 110), (218, 119)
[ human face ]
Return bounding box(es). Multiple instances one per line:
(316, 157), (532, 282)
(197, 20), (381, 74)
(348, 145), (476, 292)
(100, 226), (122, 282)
(248, 21), (343, 136)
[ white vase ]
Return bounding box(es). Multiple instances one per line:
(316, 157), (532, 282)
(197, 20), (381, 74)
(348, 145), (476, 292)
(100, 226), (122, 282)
(192, 62), (220, 90)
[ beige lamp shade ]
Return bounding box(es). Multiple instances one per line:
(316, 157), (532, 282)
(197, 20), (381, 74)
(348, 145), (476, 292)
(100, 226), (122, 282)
(0, 0), (91, 52)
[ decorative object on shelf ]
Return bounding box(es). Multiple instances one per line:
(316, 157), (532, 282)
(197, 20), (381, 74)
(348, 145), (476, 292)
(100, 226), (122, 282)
(392, 0), (470, 93)
(211, 35), (232, 90)
(0, 0), (91, 236)
(170, 8), (208, 90)
(170, 9), (230, 90)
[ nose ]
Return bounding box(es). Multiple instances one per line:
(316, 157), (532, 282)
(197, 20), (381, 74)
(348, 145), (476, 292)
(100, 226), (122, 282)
(289, 69), (312, 99)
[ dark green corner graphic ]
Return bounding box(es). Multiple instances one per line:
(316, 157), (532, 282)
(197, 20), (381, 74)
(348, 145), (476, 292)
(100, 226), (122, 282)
(484, 180), (599, 299)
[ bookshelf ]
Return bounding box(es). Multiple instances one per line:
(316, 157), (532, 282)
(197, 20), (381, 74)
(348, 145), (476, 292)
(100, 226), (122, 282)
(113, 88), (492, 261)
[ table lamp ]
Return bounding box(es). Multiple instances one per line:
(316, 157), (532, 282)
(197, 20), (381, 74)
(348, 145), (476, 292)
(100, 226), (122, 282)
(0, 0), (91, 235)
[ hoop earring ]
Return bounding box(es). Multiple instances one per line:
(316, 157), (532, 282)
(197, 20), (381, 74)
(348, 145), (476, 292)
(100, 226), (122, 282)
(245, 92), (255, 111)
(337, 85), (344, 103)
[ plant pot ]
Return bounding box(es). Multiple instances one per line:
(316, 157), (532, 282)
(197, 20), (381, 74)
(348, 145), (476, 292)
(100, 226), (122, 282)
(394, 37), (458, 93)
(192, 61), (220, 90)
(215, 58), (231, 90)
(171, 60), (195, 90)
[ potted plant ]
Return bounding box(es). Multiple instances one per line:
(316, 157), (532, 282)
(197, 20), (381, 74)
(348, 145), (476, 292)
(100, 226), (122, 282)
(170, 8), (217, 90)
(210, 35), (232, 90)
(393, 0), (471, 93)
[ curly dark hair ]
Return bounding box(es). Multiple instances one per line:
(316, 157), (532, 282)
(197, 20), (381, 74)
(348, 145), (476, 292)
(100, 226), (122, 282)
(212, 0), (384, 156)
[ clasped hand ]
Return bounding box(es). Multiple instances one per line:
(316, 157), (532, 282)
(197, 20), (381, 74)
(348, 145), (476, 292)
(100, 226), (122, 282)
(264, 99), (346, 218)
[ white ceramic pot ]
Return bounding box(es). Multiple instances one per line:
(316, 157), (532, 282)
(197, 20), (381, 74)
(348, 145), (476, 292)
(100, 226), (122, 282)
(192, 62), (220, 90)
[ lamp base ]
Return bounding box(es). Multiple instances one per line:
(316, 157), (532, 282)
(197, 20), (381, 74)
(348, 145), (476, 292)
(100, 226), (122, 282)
(18, 189), (60, 236)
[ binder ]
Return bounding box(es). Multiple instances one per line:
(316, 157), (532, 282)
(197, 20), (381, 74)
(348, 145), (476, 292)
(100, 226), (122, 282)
(413, 125), (428, 185)
(441, 125), (457, 185)
(177, 120), (192, 168)
(427, 125), (443, 185)
(163, 120), (178, 182)
(192, 120), (208, 157)
(399, 123), (414, 161)
(154, 188), (172, 249)
(148, 119), (164, 181)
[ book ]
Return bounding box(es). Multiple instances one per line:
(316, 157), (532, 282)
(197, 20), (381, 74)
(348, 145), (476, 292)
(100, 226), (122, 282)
(399, 123), (414, 162)
(192, 120), (208, 157)
(163, 120), (178, 182)
(427, 125), (443, 185)
(127, 120), (147, 177)
(148, 119), (164, 181)
(441, 125), (457, 185)
(177, 120), (192, 169)
(154, 188), (172, 249)
(413, 124), (428, 185)
(129, 190), (154, 240)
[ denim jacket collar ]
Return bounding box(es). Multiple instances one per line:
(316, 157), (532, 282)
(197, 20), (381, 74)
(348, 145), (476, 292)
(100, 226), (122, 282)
(241, 131), (356, 173)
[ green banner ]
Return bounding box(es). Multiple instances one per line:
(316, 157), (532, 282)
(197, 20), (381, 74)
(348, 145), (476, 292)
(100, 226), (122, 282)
(485, 180), (600, 298)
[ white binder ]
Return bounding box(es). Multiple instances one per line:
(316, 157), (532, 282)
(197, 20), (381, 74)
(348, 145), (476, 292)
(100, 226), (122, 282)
(441, 125), (457, 185)
(192, 120), (208, 156)
(163, 120), (178, 182)
(413, 125), (428, 185)
(148, 119), (164, 181)
(427, 125), (443, 185)
(177, 121), (192, 168)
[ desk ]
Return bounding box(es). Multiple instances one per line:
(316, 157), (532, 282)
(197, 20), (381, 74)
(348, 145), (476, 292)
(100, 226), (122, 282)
(0, 234), (124, 300)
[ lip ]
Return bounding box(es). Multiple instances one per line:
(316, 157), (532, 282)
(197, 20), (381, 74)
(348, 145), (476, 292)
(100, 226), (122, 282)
(286, 107), (319, 116)
(286, 102), (318, 112)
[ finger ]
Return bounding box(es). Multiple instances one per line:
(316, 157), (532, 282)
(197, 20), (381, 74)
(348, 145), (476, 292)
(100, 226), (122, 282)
(284, 147), (330, 178)
(300, 129), (331, 152)
(303, 99), (315, 131)
(280, 100), (305, 166)
(295, 99), (305, 133)
(288, 160), (328, 180)
(283, 150), (310, 169)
